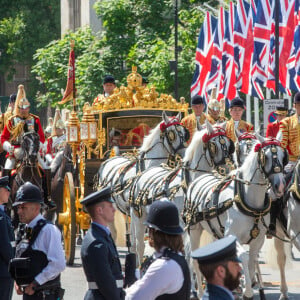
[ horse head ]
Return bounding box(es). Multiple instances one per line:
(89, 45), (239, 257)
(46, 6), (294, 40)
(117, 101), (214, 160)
(158, 111), (189, 157)
(203, 120), (235, 175)
(253, 134), (287, 197)
(21, 131), (40, 165)
(234, 130), (257, 167)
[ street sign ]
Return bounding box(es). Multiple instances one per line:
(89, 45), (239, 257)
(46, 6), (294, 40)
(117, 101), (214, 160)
(263, 99), (287, 135)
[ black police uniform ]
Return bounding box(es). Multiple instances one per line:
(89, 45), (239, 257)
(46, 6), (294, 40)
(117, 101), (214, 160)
(80, 188), (124, 300)
(0, 176), (15, 300)
(10, 182), (65, 300)
(126, 200), (191, 300)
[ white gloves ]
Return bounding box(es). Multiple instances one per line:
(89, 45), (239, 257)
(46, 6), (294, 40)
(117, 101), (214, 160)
(3, 141), (14, 155)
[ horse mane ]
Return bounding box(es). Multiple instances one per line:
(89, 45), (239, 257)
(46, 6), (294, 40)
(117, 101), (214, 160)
(183, 130), (206, 164)
(139, 123), (161, 152)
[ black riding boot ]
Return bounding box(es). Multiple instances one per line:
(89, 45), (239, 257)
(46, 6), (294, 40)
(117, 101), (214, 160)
(44, 169), (57, 211)
(268, 199), (281, 236)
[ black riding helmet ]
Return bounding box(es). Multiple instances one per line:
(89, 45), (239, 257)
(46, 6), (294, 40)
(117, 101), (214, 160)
(144, 200), (184, 235)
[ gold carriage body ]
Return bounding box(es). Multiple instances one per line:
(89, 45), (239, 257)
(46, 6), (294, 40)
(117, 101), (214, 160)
(58, 66), (188, 265)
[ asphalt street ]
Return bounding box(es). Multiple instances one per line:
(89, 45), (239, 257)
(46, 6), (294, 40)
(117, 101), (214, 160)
(12, 239), (300, 300)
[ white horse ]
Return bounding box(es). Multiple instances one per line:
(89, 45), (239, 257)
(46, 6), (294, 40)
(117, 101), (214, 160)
(97, 111), (188, 212)
(129, 121), (235, 264)
(185, 135), (287, 299)
(265, 159), (300, 300)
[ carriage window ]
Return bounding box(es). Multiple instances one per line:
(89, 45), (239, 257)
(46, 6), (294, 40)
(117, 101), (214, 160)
(106, 116), (161, 149)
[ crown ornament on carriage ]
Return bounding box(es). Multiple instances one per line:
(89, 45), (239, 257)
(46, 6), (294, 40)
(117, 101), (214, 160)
(92, 66), (189, 113)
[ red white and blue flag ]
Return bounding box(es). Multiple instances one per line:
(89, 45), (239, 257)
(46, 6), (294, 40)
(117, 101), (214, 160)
(190, 11), (218, 100)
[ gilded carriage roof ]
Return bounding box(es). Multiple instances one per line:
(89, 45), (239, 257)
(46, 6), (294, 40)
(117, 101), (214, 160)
(92, 66), (188, 113)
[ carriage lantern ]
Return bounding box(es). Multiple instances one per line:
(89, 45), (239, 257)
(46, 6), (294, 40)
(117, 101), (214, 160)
(80, 103), (97, 159)
(66, 110), (80, 165)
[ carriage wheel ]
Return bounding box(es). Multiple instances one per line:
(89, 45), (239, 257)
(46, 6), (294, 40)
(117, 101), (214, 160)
(62, 172), (76, 265)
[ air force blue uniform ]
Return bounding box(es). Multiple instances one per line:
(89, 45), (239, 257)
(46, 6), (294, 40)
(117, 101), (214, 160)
(0, 205), (15, 300)
(201, 283), (234, 300)
(81, 223), (124, 300)
(80, 188), (124, 300)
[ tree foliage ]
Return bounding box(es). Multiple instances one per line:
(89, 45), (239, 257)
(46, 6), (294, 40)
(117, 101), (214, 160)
(32, 0), (212, 109)
(0, 0), (60, 97)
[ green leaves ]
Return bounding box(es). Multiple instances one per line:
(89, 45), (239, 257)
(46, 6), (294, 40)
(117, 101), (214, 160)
(31, 0), (212, 108)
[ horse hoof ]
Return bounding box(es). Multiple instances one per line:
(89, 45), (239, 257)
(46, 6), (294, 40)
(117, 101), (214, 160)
(279, 295), (289, 300)
(190, 291), (199, 300)
(243, 296), (254, 300)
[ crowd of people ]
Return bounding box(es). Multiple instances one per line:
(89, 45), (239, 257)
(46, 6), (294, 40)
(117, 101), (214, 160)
(1, 74), (300, 300)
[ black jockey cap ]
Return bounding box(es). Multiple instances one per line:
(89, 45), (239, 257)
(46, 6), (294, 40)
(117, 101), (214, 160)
(80, 186), (114, 208)
(13, 182), (43, 206)
(103, 75), (115, 85)
(0, 176), (10, 191)
(144, 199), (184, 235)
(229, 97), (245, 109)
(191, 95), (205, 106)
(275, 106), (288, 116)
(9, 94), (16, 103)
(191, 235), (241, 264)
(294, 92), (300, 103)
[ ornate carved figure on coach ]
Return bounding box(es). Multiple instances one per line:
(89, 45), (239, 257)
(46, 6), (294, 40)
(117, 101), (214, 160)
(9, 182), (65, 300)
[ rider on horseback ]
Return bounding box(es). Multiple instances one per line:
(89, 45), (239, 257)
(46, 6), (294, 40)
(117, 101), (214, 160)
(0, 84), (56, 210)
(45, 108), (66, 168)
(268, 93), (300, 234)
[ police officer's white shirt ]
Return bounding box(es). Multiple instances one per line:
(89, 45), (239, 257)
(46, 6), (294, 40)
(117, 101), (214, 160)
(125, 247), (184, 300)
(26, 214), (66, 285)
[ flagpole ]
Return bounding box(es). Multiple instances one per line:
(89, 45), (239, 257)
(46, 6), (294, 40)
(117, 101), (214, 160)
(275, 0), (279, 98)
(70, 40), (77, 111)
(174, 0), (178, 100)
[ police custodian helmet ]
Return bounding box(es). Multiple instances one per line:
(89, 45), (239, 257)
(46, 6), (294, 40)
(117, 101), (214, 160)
(13, 182), (43, 206)
(144, 200), (184, 235)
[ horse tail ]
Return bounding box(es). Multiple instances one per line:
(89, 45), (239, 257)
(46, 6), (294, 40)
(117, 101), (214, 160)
(262, 238), (293, 269)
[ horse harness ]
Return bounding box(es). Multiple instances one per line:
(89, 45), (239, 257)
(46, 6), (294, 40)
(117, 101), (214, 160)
(184, 141), (286, 243)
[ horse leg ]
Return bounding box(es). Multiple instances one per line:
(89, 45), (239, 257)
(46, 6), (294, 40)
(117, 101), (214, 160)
(130, 208), (146, 265)
(235, 242), (253, 300)
(274, 238), (289, 300)
(189, 223), (204, 298)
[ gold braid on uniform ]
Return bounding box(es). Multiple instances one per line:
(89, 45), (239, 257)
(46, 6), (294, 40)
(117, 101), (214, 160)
(7, 117), (24, 143)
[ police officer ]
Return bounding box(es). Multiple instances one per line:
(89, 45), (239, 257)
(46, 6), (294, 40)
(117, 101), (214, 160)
(225, 97), (253, 142)
(125, 200), (191, 300)
(11, 182), (65, 300)
(192, 235), (242, 300)
(80, 187), (125, 300)
(0, 176), (15, 300)
(181, 95), (207, 144)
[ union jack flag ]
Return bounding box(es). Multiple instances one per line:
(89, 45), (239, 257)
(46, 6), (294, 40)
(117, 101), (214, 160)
(266, 0), (295, 94)
(251, 0), (273, 98)
(234, 0), (260, 97)
(219, 2), (238, 101)
(190, 11), (218, 100)
(206, 7), (229, 96)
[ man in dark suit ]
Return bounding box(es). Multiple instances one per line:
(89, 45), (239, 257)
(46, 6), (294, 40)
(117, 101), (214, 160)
(0, 176), (15, 300)
(192, 235), (242, 300)
(80, 187), (125, 300)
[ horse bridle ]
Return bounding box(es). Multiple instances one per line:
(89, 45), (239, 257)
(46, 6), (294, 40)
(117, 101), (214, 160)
(236, 133), (257, 167)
